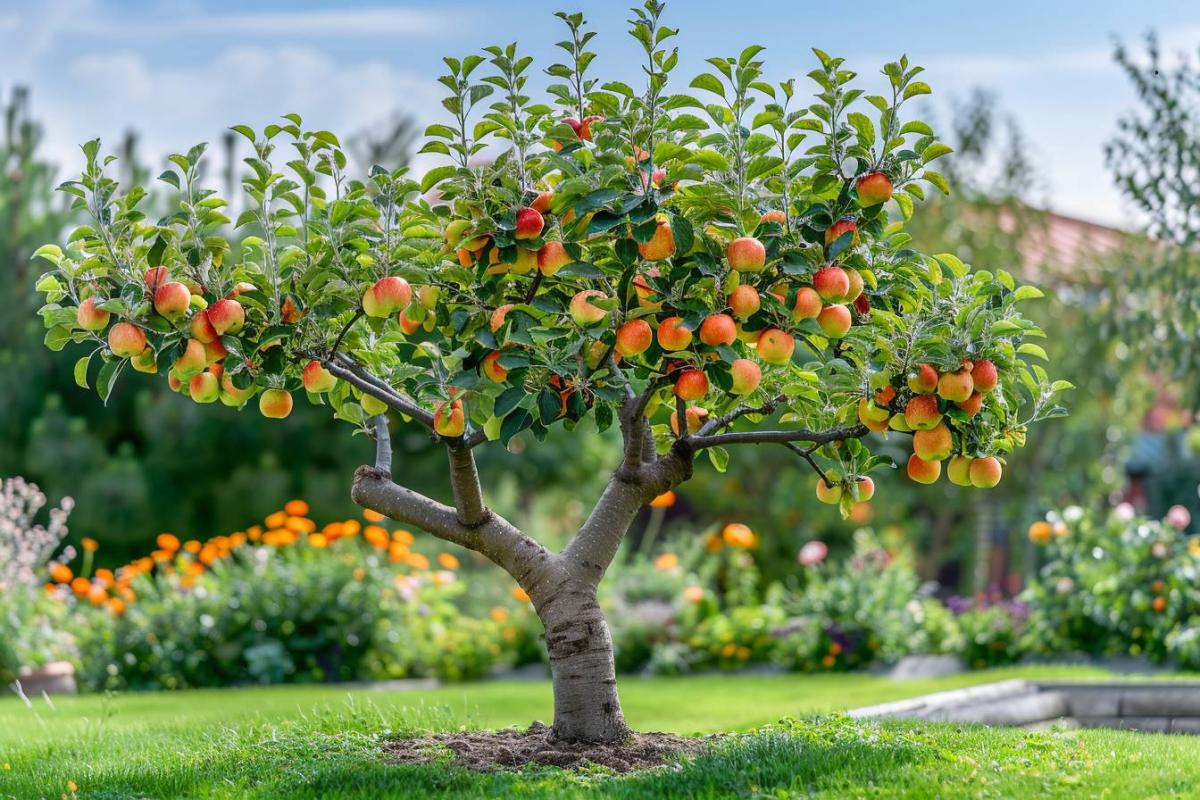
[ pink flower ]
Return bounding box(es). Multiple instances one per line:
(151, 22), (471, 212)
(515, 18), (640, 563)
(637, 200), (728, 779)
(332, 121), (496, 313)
(1114, 502), (1136, 522)
(1166, 505), (1191, 530)
(798, 540), (828, 567)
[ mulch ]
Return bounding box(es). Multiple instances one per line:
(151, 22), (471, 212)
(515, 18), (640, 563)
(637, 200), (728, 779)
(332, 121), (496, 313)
(384, 721), (712, 773)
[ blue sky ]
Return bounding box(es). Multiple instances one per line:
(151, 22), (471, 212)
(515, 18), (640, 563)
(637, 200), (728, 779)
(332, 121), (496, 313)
(7, 1), (1200, 227)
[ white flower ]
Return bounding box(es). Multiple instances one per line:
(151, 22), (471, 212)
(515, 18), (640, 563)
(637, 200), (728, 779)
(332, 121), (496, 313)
(1063, 505), (1084, 523)
(1114, 502), (1136, 522)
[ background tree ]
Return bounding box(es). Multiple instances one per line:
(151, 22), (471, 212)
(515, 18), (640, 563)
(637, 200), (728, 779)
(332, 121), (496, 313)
(1106, 34), (1200, 402)
(34, 3), (1064, 743)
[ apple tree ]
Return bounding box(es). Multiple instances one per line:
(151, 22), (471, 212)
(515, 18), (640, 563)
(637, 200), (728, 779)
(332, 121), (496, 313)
(33, 3), (1066, 743)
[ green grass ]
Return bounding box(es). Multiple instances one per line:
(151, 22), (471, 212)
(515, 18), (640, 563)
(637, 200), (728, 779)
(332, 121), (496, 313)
(3, 666), (1200, 798)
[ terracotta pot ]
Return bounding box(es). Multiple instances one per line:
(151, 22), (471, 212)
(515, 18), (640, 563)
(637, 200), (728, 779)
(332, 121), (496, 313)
(16, 661), (77, 695)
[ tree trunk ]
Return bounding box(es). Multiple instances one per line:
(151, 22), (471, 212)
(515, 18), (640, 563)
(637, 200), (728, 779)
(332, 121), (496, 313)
(535, 579), (630, 743)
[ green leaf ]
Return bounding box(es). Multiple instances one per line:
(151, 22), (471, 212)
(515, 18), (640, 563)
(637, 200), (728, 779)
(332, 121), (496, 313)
(420, 165), (458, 193)
(706, 446), (730, 473)
(96, 358), (123, 405)
(903, 81), (932, 100)
(74, 354), (92, 389)
(1017, 343), (1048, 360)
(32, 244), (63, 265)
(689, 73), (726, 98)
(920, 142), (953, 163)
(1013, 285), (1044, 301)
(494, 386), (526, 417)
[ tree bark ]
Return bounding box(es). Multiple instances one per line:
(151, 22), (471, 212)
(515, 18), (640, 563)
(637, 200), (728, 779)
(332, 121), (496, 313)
(533, 578), (630, 743)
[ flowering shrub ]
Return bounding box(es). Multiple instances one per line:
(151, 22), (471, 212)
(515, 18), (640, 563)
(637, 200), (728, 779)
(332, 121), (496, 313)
(947, 595), (1029, 669)
(1022, 504), (1200, 665)
(776, 529), (940, 671)
(0, 477), (77, 682)
(47, 502), (533, 689)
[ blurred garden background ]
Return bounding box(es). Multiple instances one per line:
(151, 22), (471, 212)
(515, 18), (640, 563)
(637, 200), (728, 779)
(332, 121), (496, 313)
(4, 0), (1200, 766)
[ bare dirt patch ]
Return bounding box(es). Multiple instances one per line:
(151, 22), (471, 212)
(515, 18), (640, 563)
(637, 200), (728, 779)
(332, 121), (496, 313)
(385, 721), (711, 773)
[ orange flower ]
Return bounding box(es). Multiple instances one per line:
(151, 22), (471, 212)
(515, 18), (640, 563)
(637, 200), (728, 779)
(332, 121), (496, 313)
(1028, 521), (1052, 544)
(682, 585), (705, 603)
(364, 525), (390, 549)
(151, 549), (173, 562)
(829, 642), (843, 655)
(721, 643), (737, 658)
(323, 522), (345, 538)
(342, 520), (362, 535)
(308, 533), (329, 549)
(722, 523), (756, 549)
(405, 553), (430, 570)
(649, 491), (676, 509)
(490, 607), (509, 623)
(70, 577), (90, 596)
(821, 654), (836, 668)
(388, 542), (410, 562)
(156, 533), (181, 552)
(181, 574), (196, 588)
(49, 563), (73, 584)
(81, 537), (99, 553)
(363, 509), (386, 522)
(437, 553), (460, 570)
(107, 598), (127, 615)
(87, 586), (108, 605)
(393, 529), (415, 546)
(184, 540), (202, 554)
(352, 567), (366, 581)
(199, 545), (219, 565)
(654, 552), (679, 570)
(284, 499), (309, 517)
(512, 587), (531, 603)
(704, 534), (723, 553)
(185, 562), (205, 577)
(265, 511), (287, 529)
(229, 532), (247, 548)
(286, 516), (316, 533)
(247, 526), (263, 541)
(94, 568), (115, 588)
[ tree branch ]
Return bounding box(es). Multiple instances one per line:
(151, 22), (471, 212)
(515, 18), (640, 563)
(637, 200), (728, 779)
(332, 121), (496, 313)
(372, 414), (393, 475)
(690, 423), (869, 450)
(446, 441), (487, 527)
(323, 356), (436, 428)
(783, 441), (832, 486)
(560, 442), (694, 586)
(329, 308), (365, 360)
(696, 393), (786, 436)
(352, 467), (558, 591)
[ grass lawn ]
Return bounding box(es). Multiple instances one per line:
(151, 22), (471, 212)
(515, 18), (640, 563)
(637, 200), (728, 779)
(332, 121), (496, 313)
(3, 665), (1200, 798)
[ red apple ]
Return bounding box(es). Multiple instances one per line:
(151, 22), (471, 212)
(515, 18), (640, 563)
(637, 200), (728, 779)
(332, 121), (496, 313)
(108, 322), (146, 359)
(757, 328), (794, 365)
(616, 319), (653, 357)
(729, 358), (762, 396)
(259, 388), (293, 419)
(855, 171), (893, 206)
(727, 236), (766, 272)
(699, 313), (737, 347)
(657, 316), (693, 351)
(302, 360), (337, 393)
(674, 368), (708, 400)
(76, 297), (111, 331)
(514, 207), (545, 240)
